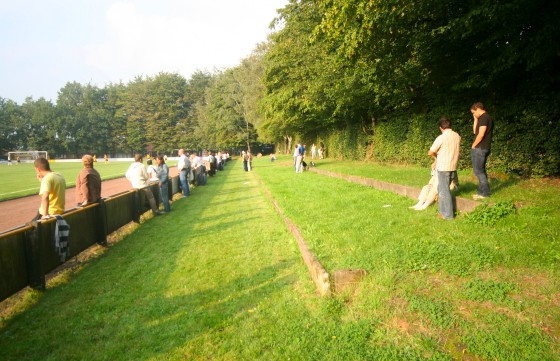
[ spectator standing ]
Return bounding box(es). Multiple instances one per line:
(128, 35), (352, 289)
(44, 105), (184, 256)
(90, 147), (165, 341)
(126, 154), (162, 216)
(311, 144), (317, 159)
(295, 143), (304, 173)
(75, 154), (101, 207)
(470, 102), (494, 200)
(156, 155), (171, 213)
(191, 154), (206, 186)
(33, 157), (66, 220)
(428, 117), (461, 220)
(241, 151), (247, 171)
(319, 142), (325, 159)
(177, 149), (191, 197)
(208, 152), (217, 176)
(247, 151), (253, 171)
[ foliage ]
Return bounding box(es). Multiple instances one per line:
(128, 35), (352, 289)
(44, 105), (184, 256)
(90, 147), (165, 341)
(260, 0), (560, 175)
(465, 201), (517, 226)
(462, 278), (518, 303)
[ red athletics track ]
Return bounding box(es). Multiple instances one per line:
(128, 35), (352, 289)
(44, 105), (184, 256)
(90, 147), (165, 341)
(0, 168), (178, 233)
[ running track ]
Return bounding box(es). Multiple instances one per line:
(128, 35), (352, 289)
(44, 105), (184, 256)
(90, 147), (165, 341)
(0, 169), (178, 233)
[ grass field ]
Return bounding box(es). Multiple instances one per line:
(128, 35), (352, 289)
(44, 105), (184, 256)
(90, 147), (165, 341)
(0, 160), (178, 201)
(0, 156), (558, 360)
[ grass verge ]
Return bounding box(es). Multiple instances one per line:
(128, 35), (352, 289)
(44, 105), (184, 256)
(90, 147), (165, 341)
(0, 157), (558, 360)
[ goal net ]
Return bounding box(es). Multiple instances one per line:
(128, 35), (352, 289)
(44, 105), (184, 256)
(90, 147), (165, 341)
(8, 151), (48, 163)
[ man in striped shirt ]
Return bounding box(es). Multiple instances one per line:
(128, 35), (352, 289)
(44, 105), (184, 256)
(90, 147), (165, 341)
(428, 117), (461, 220)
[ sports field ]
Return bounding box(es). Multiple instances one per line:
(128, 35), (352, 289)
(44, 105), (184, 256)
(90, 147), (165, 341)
(0, 159), (178, 202)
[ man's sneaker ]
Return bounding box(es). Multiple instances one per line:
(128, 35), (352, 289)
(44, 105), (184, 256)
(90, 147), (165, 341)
(472, 194), (488, 200)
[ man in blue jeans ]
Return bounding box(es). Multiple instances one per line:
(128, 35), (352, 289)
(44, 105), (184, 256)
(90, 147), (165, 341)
(470, 102), (494, 200)
(429, 117), (461, 220)
(177, 149), (191, 197)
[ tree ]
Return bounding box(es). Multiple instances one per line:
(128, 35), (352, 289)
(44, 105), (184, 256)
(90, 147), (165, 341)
(20, 97), (60, 155)
(0, 98), (23, 154)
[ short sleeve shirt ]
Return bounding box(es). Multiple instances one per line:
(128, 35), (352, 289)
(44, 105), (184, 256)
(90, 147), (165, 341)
(39, 172), (66, 215)
(475, 113), (494, 150)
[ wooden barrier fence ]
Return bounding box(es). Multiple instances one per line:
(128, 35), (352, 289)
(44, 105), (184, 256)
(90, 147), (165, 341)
(0, 176), (181, 302)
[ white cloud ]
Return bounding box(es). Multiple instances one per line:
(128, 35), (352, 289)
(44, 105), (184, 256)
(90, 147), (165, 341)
(0, 0), (287, 103)
(83, 0), (285, 83)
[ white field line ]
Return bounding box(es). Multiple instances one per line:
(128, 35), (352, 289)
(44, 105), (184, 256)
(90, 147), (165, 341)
(0, 187), (39, 196)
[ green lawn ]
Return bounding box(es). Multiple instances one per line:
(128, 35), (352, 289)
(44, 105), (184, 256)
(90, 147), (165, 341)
(0, 160), (178, 201)
(0, 157), (558, 360)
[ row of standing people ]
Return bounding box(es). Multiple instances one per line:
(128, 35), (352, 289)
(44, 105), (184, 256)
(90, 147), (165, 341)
(128, 150), (230, 215)
(31, 101), (491, 223)
(31, 149), (230, 221)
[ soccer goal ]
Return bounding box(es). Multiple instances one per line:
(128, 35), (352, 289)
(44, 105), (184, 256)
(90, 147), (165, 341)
(8, 151), (48, 163)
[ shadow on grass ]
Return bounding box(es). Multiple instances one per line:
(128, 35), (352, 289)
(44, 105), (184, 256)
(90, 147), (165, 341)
(0, 160), (302, 360)
(456, 177), (519, 197)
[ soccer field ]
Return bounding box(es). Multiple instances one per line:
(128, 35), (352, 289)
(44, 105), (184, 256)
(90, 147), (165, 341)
(0, 160), (177, 201)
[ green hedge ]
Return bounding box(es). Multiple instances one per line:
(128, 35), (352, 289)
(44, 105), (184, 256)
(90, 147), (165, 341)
(311, 102), (559, 177)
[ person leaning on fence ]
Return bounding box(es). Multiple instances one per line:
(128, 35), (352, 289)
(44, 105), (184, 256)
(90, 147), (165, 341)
(156, 155), (171, 213)
(75, 154), (101, 207)
(33, 157), (66, 221)
(126, 154), (163, 216)
(177, 149), (191, 197)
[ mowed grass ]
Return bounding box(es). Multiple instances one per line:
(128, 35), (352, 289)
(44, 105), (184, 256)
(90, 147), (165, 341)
(0, 156), (558, 360)
(255, 155), (560, 360)
(0, 160), (178, 201)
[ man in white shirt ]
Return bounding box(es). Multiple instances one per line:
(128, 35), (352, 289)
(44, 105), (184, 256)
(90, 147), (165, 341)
(428, 117), (461, 220)
(177, 149), (191, 197)
(126, 154), (162, 216)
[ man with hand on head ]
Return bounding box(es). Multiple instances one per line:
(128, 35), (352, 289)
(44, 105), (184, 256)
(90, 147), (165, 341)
(470, 102), (494, 200)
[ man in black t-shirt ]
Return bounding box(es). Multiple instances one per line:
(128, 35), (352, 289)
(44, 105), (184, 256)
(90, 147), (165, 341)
(470, 102), (494, 200)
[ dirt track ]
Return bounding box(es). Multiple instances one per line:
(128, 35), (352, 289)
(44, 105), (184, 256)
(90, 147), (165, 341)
(0, 169), (178, 233)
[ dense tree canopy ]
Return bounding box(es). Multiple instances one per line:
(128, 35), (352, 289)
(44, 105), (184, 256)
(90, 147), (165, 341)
(259, 0), (560, 174)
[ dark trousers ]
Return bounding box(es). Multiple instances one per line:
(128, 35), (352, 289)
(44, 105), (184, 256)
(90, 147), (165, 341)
(471, 148), (491, 196)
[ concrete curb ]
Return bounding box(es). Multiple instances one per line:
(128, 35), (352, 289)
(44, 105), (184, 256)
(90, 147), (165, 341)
(309, 168), (480, 213)
(256, 177), (331, 297)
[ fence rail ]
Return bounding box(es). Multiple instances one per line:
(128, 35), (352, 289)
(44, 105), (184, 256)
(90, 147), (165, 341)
(0, 176), (181, 302)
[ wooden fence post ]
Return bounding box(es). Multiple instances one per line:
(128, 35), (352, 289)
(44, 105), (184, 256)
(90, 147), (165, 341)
(24, 221), (45, 290)
(131, 190), (140, 223)
(96, 199), (108, 246)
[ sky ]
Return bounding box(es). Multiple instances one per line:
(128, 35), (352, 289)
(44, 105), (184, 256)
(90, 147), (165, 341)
(0, 0), (288, 104)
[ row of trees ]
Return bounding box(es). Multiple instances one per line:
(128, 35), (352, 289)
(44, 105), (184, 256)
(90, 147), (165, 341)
(0, 57), (266, 158)
(1, 0), (558, 174)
